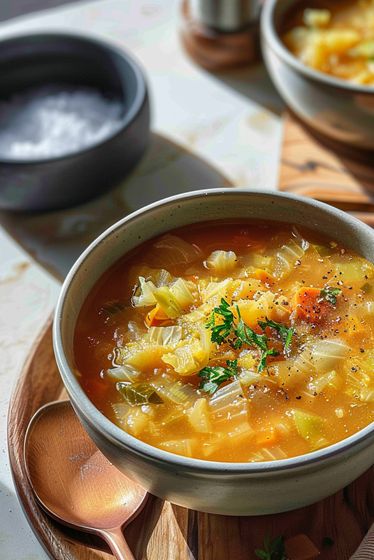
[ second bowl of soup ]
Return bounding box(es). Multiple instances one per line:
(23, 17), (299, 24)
(54, 189), (374, 515)
(261, 0), (374, 150)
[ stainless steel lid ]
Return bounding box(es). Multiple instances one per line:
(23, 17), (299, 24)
(190, 0), (261, 32)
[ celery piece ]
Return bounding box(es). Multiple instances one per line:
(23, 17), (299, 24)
(117, 382), (163, 406)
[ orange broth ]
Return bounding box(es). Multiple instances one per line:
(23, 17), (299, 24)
(74, 220), (374, 462)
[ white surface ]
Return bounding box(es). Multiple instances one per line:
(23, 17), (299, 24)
(0, 1), (282, 557)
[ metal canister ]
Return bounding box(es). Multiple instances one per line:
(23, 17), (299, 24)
(189, 0), (262, 32)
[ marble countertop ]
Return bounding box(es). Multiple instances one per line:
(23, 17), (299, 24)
(0, 1), (282, 557)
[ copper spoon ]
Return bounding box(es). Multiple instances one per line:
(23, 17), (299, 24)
(24, 400), (148, 560)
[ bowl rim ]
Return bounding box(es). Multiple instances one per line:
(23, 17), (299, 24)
(0, 31), (148, 165)
(54, 188), (374, 475)
(261, 0), (374, 94)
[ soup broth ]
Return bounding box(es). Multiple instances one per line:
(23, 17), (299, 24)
(283, 0), (374, 85)
(74, 221), (374, 462)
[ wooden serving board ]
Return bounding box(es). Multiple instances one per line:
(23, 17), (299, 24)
(7, 320), (374, 559)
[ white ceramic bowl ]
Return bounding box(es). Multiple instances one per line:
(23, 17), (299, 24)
(54, 189), (374, 515)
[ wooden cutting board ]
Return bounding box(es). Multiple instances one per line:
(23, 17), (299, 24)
(279, 114), (374, 226)
(7, 116), (374, 560)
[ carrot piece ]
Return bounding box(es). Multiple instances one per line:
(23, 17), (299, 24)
(252, 268), (275, 286)
(285, 534), (320, 559)
(294, 287), (328, 323)
(145, 304), (169, 327)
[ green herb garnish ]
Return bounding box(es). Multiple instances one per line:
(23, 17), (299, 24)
(255, 534), (287, 560)
(258, 318), (295, 351)
(206, 298), (235, 345)
(319, 286), (342, 305)
(235, 307), (279, 372)
(205, 299), (287, 373)
(198, 359), (238, 394)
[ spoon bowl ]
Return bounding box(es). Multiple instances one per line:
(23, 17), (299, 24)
(24, 400), (148, 559)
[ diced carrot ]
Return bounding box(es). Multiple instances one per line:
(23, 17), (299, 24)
(252, 268), (275, 286)
(145, 304), (169, 327)
(294, 287), (328, 323)
(285, 534), (320, 560)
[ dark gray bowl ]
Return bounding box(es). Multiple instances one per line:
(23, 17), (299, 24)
(261, 0), (374, 151)
(0, 33), (150, 212)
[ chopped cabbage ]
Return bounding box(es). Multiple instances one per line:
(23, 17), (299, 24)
(105, 364), (141, 382)
(132, 277), (157, 307)
(201, 278), (232, 304)
(152, 279), (194, 318)
(273, 232), (309, 279)
(151, 374), (197, 406)
(187, 398), (212, 433)
(147, 325), (182, 346)
(162, 328), (211, 375)
(147, 234), (202, 268)
(307, 370), (340, 395)
(304, 9), (331, 28)
(116, 342), (167, 370)
(205, 250), (237, 274)
(312, 339), (349, 371)
(293, 409), (326, 449)
(210, 380), (249, 432)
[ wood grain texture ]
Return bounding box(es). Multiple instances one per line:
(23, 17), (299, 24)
(279, 114), (374, 222)
(7, 321), (374, 559)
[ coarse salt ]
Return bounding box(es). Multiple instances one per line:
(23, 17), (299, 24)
(0, 85), (123, 159)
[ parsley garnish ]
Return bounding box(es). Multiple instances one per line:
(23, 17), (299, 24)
(198, 359), (238, 394)
(205, 299), (289, 373)
(258, 318), (295, 351)
(235, 307), (279, 372)
(255, 535), (287, 560)
(319, 286), (342, 305)
(206, 298), (235, 345)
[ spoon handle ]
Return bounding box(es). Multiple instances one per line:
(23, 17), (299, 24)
(101, 528), (135, 560)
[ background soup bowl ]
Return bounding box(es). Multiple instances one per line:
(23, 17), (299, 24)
(261, 0), (374, 151)
(54, 189), (374, 516)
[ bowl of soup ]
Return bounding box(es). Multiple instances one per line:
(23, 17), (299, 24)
(261, 0), (374, 150)
(54, 189), (374, 515)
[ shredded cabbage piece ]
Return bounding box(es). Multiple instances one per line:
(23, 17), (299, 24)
(151, 279), (194, 318)
(105, 364), (141, 382)
(273, 231), (309, 279)
(116, 342), (168, 371)
(293, 409), (327, 449)
(162, 328), (211, 375)
(187, 398), (212, 433)
(147, 234), (202, 268)
(205, 250), (238, 274)
(132, 276), (157, 307)
(147, 325), (182, 346)
(151, 374), (198, 406)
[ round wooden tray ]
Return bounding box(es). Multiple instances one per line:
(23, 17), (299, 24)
(8, 319), (374, 559)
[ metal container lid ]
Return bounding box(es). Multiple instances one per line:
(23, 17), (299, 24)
(189, 0), (261, 32)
